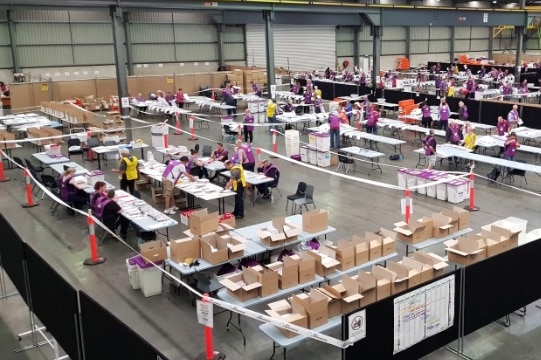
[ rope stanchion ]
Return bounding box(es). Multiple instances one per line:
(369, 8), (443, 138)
(83, 210), (106, 266)
(271, 129), (278, 157)
(175, 111), (181, 136)
(163, 125), (169, 148)
(188, 114), (198, 141)
(195, 293), (225, 360)
(86, 131), (95, 161)
(356, 117), (361, 131)
(21, 168), (38, 208)
(0, 150), (10, 182)
(464, 172), (480, 211)
(404, 188), (411, 224)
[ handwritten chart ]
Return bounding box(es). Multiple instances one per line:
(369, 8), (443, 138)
(393, 275), (455, 354)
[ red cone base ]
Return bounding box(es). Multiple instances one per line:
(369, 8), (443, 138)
(83, 256), (106, 266)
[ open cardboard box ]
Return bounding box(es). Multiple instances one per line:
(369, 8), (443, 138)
(248, 265), (279, 298)
(221, 234), (247, 259)
(418, 216), (436, 241)
(479, 229), (513, 257)
(215, 223), (236, 236)
(139, 240), (167, 264)
(401, 256), (433, 283)
(364, 231), (383, 260)
(432, 213), (454, 238)
(200, 233), (229, 265)
(355, 271), (377, 307)
(189, 208), (219, 235)
(339, 276), (364, 314)
(351, 235), (369, 265)
(378, 228), (396, 256)
(265, 300), (308, 338)
(266, 256), (299, 289)
(256, 218), (289, 247)
(308, 248), (340, 277)
(290, 252), (316, 283)
(169, 237), (200, 264)
(302, 209), (329, 233)
(327, 240), (355, 271)
(489, 224), (520, 248)
(282, 221), (301, 243)
(291, 289), (329, 329)
(412, 252), (449, 278)
(316, 286), (343, 318)
(219, 268), (262, 302)
(387, 261), (421, 289)
(441, 208), (465, 234)
(452, 206), (470, 230)
(445, 234), (486, 266)
(370, 265), (392, 300)
(394, 219), (428, 244)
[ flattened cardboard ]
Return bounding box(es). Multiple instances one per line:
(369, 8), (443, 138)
(302, 209), (329, 233)
(189, 208), (219, 235)
(169, 237), (200, 264)
(139, 240), (167, 264)
(352, 235), (369, 265)
(393, 220), (428, 244)
(290, 252), (316, 283)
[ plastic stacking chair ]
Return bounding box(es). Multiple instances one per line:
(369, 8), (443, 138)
(202, 145), (213, 157)
(286, 181), (307, 214)
(195, 272), (222, 296)
(68, 138), (84, 161)
(40, 174), (61, 214)
(268, 170), (282, 203)
(293, 184), (316, 214)
(509, 160), (527, 187)
(336, 150), (356, 175)
(86, 137), (100, 161)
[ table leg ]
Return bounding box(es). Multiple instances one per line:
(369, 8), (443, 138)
(269, 341), (277, 360)
(140, 148), (144, 160)
(225, 311), (246, 345)
(96, 151), (102, 170)
(416, 153), (424, 168)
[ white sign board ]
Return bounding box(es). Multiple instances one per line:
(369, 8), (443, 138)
(121, 97), (130, 109)
(348, 309), (366, 342)
(196, 300), (213, 328)
(270, 84), (277, 100)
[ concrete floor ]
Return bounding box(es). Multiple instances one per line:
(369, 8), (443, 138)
(1, 109), (541, 360)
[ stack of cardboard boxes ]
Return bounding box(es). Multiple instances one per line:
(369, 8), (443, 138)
(81, 95), (108, 111)
(243, 70), (267, 94)
(27, 127), (63, 146)
(226, 69), (244, 90)
(40, 101), (93, 125)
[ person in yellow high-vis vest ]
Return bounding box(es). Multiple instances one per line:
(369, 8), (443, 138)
(113, 148), (140, 195)
(223, 160), (246, 219)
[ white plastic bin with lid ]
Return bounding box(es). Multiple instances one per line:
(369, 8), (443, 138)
(316, 151), (331, 167)
(397, 169), (409, 189)
(315, 133), (330, 152)
(436, 181), (448, 201)
(417, 174), (428, 196)
(126, 258), (140, 290)
(285, 129), (300, 157)
(447, 179), (467, 204)
(406, 170), (422, 193)
(137, 263), (163, 297)
(151, 124), (168, 148)
(300, 145), (310, 162)
(308, 148), (317, 165)
(308, 132), (317, 147)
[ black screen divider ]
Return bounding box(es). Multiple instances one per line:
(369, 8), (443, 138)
(23, 243), (81, 360)
(79, 291), (169, 360)
(343, 270), (461, 360)
(0, 212), (27, 303)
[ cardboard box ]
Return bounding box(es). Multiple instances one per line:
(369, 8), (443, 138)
(339, 276), (364, 314)
(479, 229), (512, 257)
(387, 261), (421, 289)
(256, 218), (288, 247)
(453, 206), (470, 230)
(219, 269), (262, 302)
(248, 265), (279, 298)
(394, 220), (428, 244)
(169, 237), (200, 264)
(371, 265), (393, 299)
(412, 252), (448, 278)
(291, 289), (329, 329)
(379, 228), (396, 256)
(432, 213), (454, 238)
(308, 248), (340, 277)
(351, 235), (369, 265)
(267, 256), (299, 289)
(327, 240), (355, 271)
(316, 287), (342, 318)
(200, 233), (229, 265)
(441, 209), (460, 234)
(189, 209), (219, 235)
(290, 252), (316, 283)
(215, 223), (235, 237)
(221, 234), (246, 259)
(364, 232), (383, 260)
(445, 235), (486, 266)
(0, 131), (16, 149)
(265, 300), (308, 338)
(139, 240), (167, 264)
(151, 186), (165, 204)
(282, 221), (301, 243)
(490, 224), (520, 248)
(418, 216), (436, 240)
(356, 271), (377, 307)
(302, 209), (329, 233)
(401, 256), (433, 283)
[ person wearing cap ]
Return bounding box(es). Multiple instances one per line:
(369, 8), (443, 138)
(223, 160), (246, 219)
(256, 159), (279, 200)
(266, 99), (277, 132)
(112, 148), (139, 195)
(328, 110), (341, 149)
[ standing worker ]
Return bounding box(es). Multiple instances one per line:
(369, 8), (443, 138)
(223, 160), (246, 219)
(243, 108), (255, 143)
(161, 156), (195, 215)
(423, 129), (438, 170)
(266, 99), (277, 133)
(112, 149), (140, 195)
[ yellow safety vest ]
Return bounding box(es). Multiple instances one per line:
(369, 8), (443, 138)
(267, 103), (277, 117)
(122, 155), (139, 180)
(231, 165), (246, 191)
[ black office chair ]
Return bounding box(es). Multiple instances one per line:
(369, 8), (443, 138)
(102, 140), (117, 166)
(195, 272), (222, 296)
(286, 181), (307, 213)
(509, 160), (527, 186)
(268, 170), (282, 203)
(24, 158), (44, 190)
(222, 124), (238, 143)
(13, 156), (25, 181)
(202, 145), (213, 157)
(336, 150), (356, 175)
(40, 174), (61, 214)
(293, 184), (316, 214)
(67, 138), (84, 161)
(86, 137), (100, 161)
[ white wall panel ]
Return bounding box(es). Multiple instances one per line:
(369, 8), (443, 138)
(455, 27), (471, 39)
(15, 23), (71, 45)
(0, 23), (9, 45)
(18, 46), (72, 67)
(13, 10), (69, 22)
(381, 55), (400, 71)
(133, 44), (175, 63)
(223, 25), (245, 43)
(246, 24), (336, 71)
(429, 40), (450, 53)
(128, 12), (172, 23)
(223, 43), (245, 61)
(430, 27), (451, 39)
(176, 43), (218, 62)
(337, 42), (354, 57)
(73, 45), (114, 65)
(68, 10), (109, 22)
(71, 23), (113, 44)
(0, 46), (12, 68)
(359, 28), (372, 41)
(359, 41), (372, 55)
(411, 27), (429, 40)
(336, 27), (354, 42)
(172, 12), (210, 24)
(470, 39), (489, 51)
(382, 41), (406, 55)
(384, 27), (407, 41)
(174, 24), (216, 43)
(455, 39), (470, 52)
(130, 24), (174, 43)
(410, 40), (428, 54)
(471, 27), (489, 38)
(411, 53), (450, 67)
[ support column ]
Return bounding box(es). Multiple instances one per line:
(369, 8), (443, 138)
(405, 26), (411, 61)
(217, 23), (225, 70)
(110, 5), (132, 142)
(123, 12), (133, 76)
(7, 10), (19, 74)
(353, 26), (360, 68)
(488, 26), (494, 60)
(371, 25), (381, 89)
(263, 11), (276, 100)
(515, 26), (524, 76)
(450, 26), (455, 62)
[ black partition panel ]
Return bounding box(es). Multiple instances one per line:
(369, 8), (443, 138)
(464, 238), (541, 336)
(343, 270), (461, 360)
(479, 101), (516, 126)
(518, 105), (541, 129)
(24, 243), (80, 360)
(0, 213), (27, 302)
(79, 291), (169, 360)
(427, 62), (515, 76)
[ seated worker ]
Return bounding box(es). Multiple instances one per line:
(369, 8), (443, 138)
(188, 148), (208, 179)
(209, 143), (228, 182)
(0, 81), (9, 96)
(99, 190), (130, 239)
(462, 125), (478, 152)
(256, 159), (279, 200)
(59, 167), (89, 211)
(90, 181), (107, 214)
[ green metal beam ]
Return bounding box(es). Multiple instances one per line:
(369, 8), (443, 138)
(6, 10), (18, 73)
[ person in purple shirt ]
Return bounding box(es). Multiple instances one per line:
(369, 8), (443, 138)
(303, 90), (312, 114)
(519, 80), (529, 94)
(165, 92), (175, 106)
(291, 82), (299, 95)
(421, 101), (432, 128)
(284, 100), (294, 112)
(438, 100), (450, 131)
(360, 72), (367, 87)
(435, 76), (442, 97)
(243, 108), (255, 143)
(328, 111), (341, 149)
(507, 104), (520, 129)
(494, 116), (510, 136)
(251, 81), (261, 96)
(423, 129), (438, 169)
(365, 105), (379, 134)
(504, 132), (519, 161)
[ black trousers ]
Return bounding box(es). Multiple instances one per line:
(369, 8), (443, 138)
(234, 185), (244, 217)
(120, 178), (135, 194)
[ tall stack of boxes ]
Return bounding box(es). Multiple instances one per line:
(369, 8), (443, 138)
(226, 69), (244, 90)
